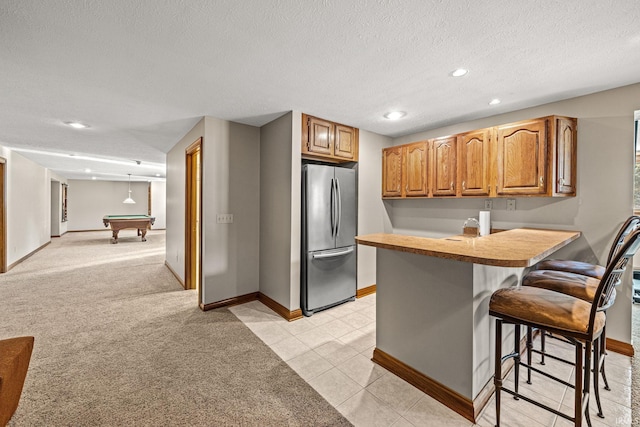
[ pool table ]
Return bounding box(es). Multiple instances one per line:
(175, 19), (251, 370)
(103, 215), (155, 244)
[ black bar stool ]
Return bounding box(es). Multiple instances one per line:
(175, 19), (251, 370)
(489, 229), (640, 426)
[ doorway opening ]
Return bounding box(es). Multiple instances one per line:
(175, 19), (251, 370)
(185, 138), (203, 306)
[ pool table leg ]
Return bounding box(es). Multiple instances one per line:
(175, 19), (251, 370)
(140, 228), (147, 242)
(111, 230), (119, 244)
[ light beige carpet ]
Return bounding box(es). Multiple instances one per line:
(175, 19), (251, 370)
(0, 231), (351, 426)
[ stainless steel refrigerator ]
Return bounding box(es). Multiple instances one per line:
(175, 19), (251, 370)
(301, 164), (357, 316)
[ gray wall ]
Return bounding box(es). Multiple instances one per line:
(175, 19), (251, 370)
(165, 117), (261, 305)
(388, 82), (640, 344)
(357, 129), (393, 288)
(67, 180), (153, 231)
(165, 119), (204, 279)
(50, 180), (61, 236)
(201, 116), (261, 304)
(259, 112), (296, 309)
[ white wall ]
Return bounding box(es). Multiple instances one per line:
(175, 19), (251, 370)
(150, 181), (166, 229)
(67, 180), (151, 231)
(388, 82), (640, 345)
(165, 117), (261, 306)
(0, 146), (52, 267)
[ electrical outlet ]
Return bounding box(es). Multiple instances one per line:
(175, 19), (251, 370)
(506, 199), (516, 211)
(216, 214), (234, 224)
(484, 199), (492, 210)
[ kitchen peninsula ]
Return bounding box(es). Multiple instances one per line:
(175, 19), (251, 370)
(355, 228), (580, 423)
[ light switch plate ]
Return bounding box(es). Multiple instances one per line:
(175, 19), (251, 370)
(484, 199), (492, 210)
(506, 199), (516, 211)
(216, 214), (234, 223)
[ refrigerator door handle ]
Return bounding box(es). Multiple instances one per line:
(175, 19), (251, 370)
(330, 178), (335, 237)
(312, 247), (354, 259)
(335, 177), (342, 238)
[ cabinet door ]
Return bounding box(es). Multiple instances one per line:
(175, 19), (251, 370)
(431, 136), (457, 196)
(555, 117), (577, 195)
(382, 146), (403, 197)
(496, 119), (547, 195)
(305, 115), (334, 156)
(334, 124), (357, 161)
(458, 129), (491, 196)
(403, 141), (429, 197)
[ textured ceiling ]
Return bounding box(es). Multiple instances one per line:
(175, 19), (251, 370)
(1, 0), (640, 180)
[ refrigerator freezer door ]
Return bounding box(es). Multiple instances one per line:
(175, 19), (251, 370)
(304, 246), (356, 313)
(304, 165), (335, 252)
(334, 167), (356, 249)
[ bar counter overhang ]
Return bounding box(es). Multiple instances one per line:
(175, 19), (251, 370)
(355, 228), (581, 423)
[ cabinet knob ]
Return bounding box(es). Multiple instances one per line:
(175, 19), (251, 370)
(539, 176), (544, 187)
(462, 181), (466, 191)
(450, 181), (454, 191)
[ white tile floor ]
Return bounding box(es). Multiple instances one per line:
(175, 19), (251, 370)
(229, 295), (633, 426)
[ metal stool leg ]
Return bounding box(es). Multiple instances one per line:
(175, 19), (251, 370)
(513, 325), (521, 398)
(583, 341), (593, 427)
(526, 326), (533, 384)
(593, 337), (604, 418)
(494, 318), (503, 427)
(600, 325), (611, 391)
(574, 341), (584, 427)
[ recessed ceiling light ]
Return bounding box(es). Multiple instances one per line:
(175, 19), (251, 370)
(384, 111), (406, 120)
(450, 68), (468, 77)
(155, 173), (161, 177)
(84, 168), (91, 173)
(64, 121), (89, 129)
(91, 176), (97, 180)
(489, 98), (501, 106)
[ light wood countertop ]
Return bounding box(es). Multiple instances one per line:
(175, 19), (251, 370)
(355, 228), (581, 267)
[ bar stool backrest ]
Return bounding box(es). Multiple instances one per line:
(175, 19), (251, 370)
(606, 216), (640, 265)
(589, 228), (640, 337)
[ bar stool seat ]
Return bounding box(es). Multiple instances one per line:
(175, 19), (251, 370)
(490, 287), (604, 336)
(534, 259), (604, 279)
(522, 269), (599, 302)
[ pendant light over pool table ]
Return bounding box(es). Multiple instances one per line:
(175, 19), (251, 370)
(123, 174), (136, 204)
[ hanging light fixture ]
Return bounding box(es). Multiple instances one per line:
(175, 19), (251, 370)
(123, 174), (136, 204)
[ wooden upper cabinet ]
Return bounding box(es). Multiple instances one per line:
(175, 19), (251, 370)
(302, 113), (359, 163)
(382, 146), (403, 197)
(334, 124), (357, 161)
(553, 116), (577, 195)
(380, 115), (576, 199)
(496, 118), (548, 196)
(431, 136), (457, 196)
(306, 115), (333, 156)
(458, 129), (491, 197)
(404, 141), (429, 197)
